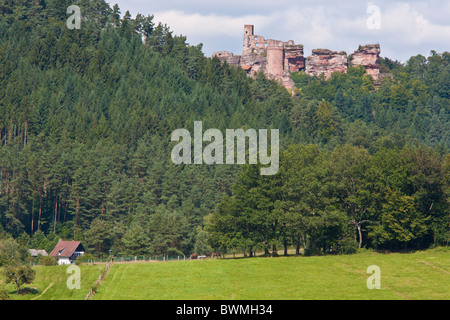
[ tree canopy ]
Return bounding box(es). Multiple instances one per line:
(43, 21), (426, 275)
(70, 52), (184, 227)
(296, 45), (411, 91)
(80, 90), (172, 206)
(0, 0), (448, 257)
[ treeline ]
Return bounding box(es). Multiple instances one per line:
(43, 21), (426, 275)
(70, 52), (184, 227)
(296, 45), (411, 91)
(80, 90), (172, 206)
(207, 144), (449, 255)
(291, 53), (450, 151)
(0, 0), (291, 257)
(0, 0), (448, 257)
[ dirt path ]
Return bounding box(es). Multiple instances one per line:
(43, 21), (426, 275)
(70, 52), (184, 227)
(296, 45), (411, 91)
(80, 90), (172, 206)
(420, 260), (450, 275)
(32, 282), (54, 300)
(338, 260), (411, 300)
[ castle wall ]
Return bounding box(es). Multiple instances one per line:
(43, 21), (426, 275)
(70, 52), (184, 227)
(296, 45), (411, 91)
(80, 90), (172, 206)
(285, 46), (305, 73)
(243, 24), (254, 46)
(266, 47), (285, 78)
(239, 29), (304, 84)
(213, 51), (241, 67)
(212, 25), (381, 90)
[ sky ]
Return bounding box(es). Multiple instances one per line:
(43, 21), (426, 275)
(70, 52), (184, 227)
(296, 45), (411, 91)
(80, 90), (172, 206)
(109, 0), (450, 63)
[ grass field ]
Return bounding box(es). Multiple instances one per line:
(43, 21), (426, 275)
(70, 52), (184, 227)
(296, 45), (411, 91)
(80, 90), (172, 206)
(0, 264), (105, 300)
(94, 249), (449, 300)
(1, 249), (449, 300)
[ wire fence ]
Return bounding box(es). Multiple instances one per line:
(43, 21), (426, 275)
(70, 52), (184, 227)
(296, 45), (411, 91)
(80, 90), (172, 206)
(82, 255), (196, 299)
(85, 259), (113, 300)
(79, 255), (189, 264)
(113, 255), (187, 263)
(30, 254), (217, 266)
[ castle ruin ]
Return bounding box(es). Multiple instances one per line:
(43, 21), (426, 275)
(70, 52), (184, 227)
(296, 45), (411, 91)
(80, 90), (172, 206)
(213, 25), (381, 90)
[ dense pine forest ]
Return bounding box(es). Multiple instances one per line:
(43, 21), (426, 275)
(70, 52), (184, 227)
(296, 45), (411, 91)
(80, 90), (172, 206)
(0, 0), (448, 258)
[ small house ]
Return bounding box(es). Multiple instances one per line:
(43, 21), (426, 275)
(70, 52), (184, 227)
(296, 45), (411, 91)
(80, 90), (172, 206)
(50, 240), (86, 265)
(28, 249), (48, 258)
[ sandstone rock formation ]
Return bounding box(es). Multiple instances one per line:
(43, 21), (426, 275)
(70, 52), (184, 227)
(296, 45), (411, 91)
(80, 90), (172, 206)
(350, 44), (381, 79)
(305, 49), (348, 79)
(212, 25), (381, 90)
(213, 51), (241, 67)
(213, 25), (304, 91)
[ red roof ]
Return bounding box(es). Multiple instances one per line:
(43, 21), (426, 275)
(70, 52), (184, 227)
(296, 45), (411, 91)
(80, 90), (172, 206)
(50, 240), (85, 258)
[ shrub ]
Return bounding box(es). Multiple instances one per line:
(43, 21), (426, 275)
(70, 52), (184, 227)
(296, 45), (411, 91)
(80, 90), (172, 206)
(39, 255), (57, 266)
(338, 238), (358, 255)
(0, 287), (9, 300)
(166, 248), (184, 256)
(76, 253), (94, 265)
(304, 247), (321, 256)
(428, 246), (450, 253)
(356, 247), (376, 255)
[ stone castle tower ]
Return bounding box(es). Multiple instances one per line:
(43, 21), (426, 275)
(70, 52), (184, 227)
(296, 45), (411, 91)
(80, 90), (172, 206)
(213, 25), (381, 91)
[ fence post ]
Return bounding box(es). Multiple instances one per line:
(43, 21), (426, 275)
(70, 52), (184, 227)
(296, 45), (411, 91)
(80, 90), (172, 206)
(85, 259), (113, 300)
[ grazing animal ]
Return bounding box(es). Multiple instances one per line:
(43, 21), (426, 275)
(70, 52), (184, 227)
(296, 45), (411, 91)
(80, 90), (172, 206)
(205, 252), (211, 258)
(212, 252), (221, 258)
(190, 253), (198, 260)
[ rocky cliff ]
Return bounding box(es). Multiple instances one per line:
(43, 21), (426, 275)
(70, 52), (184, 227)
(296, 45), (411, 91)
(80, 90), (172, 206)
(305, 49), (348, 79)
(350, 44), (381, 79)
(212, 25), (381, 90)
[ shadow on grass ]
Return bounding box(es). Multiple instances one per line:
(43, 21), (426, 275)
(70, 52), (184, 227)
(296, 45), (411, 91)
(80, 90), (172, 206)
(7, 287), (39, 296)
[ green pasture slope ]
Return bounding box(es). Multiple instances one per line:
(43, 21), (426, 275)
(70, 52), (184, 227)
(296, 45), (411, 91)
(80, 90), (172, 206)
(94, 249), (449, 300)
(1, 264), (104, 300)
(1, 249), (449, 300)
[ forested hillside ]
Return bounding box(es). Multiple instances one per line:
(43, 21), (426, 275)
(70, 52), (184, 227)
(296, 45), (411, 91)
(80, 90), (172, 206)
(0, 0), (448, 257)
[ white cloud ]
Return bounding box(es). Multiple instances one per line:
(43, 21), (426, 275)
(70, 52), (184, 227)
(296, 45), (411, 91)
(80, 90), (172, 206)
(381, 3), (450, 44)
(111, 0), (450, 61)
(150, 10), (274, 56)
(371, 2), (450, 60)
(153, 11), (272, 38)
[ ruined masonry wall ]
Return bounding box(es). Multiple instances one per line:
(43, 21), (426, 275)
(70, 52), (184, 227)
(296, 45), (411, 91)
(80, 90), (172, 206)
(212, 25), (380, 90)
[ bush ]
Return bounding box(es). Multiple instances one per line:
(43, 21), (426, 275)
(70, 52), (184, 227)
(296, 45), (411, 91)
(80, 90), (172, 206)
(76, 253), (94, 265)
(166, 248), (184, 256)
(0, 287), (10, 300)
(39, 255), (57, 266)
(338, 238), (358, 255)
(428, 246), (450, 253)
(356, 247), (376, 255)
(304, 247), (321, 256)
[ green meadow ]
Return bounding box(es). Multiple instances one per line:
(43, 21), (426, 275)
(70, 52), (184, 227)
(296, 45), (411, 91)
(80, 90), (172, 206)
(2, 249), (449, 300)
(93, 249), (449, 300)
(0, 264), (104, 300)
